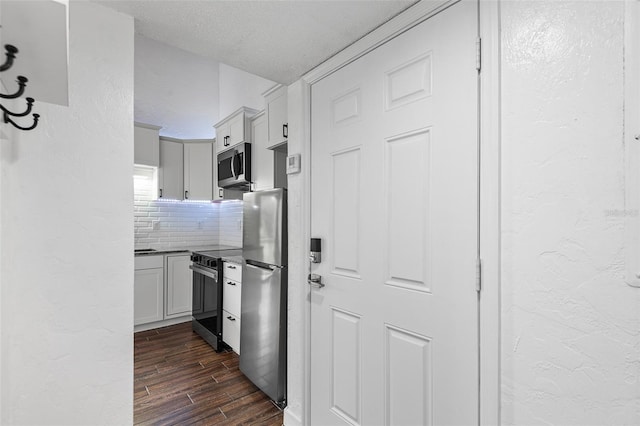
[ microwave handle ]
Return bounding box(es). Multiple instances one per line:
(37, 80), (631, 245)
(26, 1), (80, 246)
(231, 151), (236, 178)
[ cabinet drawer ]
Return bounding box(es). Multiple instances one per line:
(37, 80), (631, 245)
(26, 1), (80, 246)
(135, 255), (163, 270)
(222, 311), (241, 354)
(223, 262), (242, 282)
(222, 278), (241, 317)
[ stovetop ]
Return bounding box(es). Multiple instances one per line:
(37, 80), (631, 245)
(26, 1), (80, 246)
(191, 248), (243, 270)
(192, 248), (243, 260)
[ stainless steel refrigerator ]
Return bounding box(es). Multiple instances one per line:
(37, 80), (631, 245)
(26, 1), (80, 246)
(240, 188), (287, 407)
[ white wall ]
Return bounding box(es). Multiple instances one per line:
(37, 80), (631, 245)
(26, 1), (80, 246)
(218, 63), (275, 119)
(135, 35), (220, 139)
(283, 80), (308, 426)
(501, 1), (640, 424)
(0, 2), (134, 424)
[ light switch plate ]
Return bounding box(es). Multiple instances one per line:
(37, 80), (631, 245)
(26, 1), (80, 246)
(286, 153), (301, 174)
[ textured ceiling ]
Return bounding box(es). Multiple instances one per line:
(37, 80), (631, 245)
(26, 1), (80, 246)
(94, 0), (419, 84)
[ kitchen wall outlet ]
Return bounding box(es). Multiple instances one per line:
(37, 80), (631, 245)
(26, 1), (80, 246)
(152, 220), (160, 230)
(286, 153), (301, 174)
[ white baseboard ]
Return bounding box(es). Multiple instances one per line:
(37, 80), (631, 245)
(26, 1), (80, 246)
(133, 316), (191, 333)
(283, 408), (303, 426)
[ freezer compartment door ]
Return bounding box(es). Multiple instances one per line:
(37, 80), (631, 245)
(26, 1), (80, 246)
(242, 188), (287, 266)
(239, 262), (287, 404)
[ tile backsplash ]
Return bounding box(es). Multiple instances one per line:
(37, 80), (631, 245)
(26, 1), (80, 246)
(133, 166), (243, 249)
(218, 200), (243, 247)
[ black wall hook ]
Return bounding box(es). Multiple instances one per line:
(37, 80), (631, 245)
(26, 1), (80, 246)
(0, 76), (28, 99)
(0, 44), (39, 131)
(5, 113), (39, 131)
(0, 45), (18, 72)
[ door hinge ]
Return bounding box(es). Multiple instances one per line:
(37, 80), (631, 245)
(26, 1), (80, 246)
(475, 37), (482, 72)
(475, 257), (482, 292)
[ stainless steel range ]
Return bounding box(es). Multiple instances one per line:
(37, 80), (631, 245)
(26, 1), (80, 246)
(189, 249), (240, 351)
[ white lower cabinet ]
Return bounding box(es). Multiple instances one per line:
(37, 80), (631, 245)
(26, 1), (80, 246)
(223, 312), (241, 354)
(134, 253), (193, 329)
(222, 261), (242, 354)
(165, 254), (193, 318)
(134, 255), (164, 326)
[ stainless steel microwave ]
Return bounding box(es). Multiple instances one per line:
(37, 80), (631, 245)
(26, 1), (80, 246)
(217, 143), (251, 189)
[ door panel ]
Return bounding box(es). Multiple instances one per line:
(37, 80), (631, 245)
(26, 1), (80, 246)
(331, 147), (361, 278)
(385, 129), (432, 292)
(310, 2), (479, 425)
(385, 325), (432, 426)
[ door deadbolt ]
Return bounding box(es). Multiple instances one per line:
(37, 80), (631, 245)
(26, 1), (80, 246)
(310, 238), (322, 263)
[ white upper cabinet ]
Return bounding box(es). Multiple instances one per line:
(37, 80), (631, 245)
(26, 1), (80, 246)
(134, 123), (161, 167)
(250, 111), (274, 192)
(264, 85), (288, 149)
(212, 139), (223, 200)
(158, 137), (184, 200)
(183, 141), (213, 201)
(214, 107), (259, 154)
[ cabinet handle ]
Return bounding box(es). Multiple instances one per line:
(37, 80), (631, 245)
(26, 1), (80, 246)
(283, 123), (288, 138)
(184, 190), (189, 199)
(228, 265), (237, 269)
(159, 188), (163, 198)
(227, 281), (236, 286)
(224, 136), (230, 146)
(227, 316), (236, 321)
(219, 188), (223, 198)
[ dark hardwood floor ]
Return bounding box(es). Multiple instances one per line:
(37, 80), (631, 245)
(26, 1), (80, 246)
(134, 322), (283, 425)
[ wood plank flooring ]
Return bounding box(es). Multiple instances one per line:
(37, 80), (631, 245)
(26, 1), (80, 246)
(134, 322), (283, 425)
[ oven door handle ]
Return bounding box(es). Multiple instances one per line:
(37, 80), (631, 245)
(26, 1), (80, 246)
(189, 264), (218, 281)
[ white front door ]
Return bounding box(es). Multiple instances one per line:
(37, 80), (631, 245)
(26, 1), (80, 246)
(310, 1), (479, 424)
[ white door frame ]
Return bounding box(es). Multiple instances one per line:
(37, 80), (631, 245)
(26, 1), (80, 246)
(287, 1), (501, 424)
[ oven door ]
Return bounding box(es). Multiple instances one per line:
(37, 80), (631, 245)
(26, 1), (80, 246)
(190, 264), (223, 350)
(217, 143), (251, 188)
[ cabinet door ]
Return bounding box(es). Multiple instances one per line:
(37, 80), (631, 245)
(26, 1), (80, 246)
(165, 254), (192, 318)
(184, 143), (213, 200)
(227, 112), (245, 147)
(134, 268), (164, 325)
(215, 122), (230, 154)
(212, 140), (223, 200)
(158, 139), (184, 200)
(266, 87), (288, 148)
(251, 113), (274, 191)
(134, 124), (160, 167)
